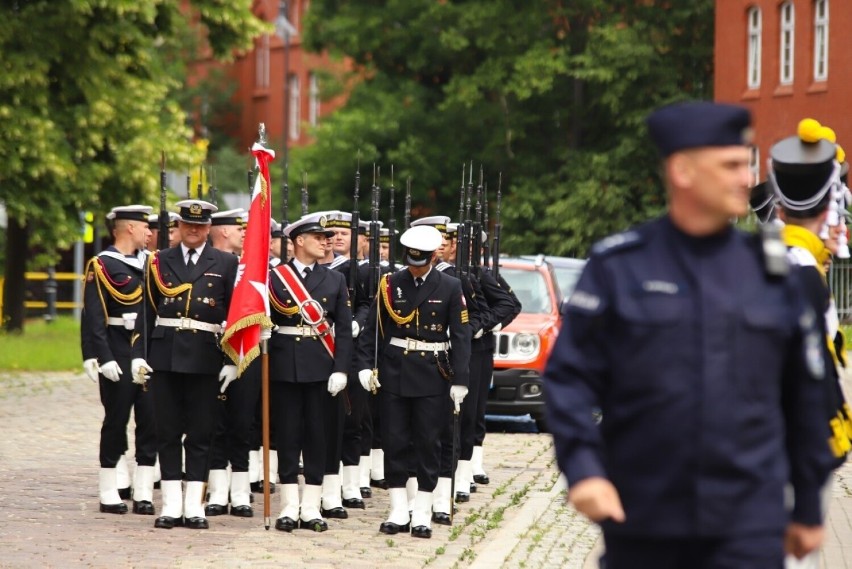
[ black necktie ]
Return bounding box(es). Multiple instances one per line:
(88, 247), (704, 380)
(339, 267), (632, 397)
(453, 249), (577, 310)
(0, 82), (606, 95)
(303, 266), (311, 279)
(415, 276), (423, 288)
(187, 248), (196, 267)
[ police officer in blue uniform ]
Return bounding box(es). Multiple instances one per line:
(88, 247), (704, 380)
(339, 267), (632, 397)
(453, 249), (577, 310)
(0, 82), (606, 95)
(82, 205), (157, 516)
(131, 199), (240, 530)
(356, 225), (472, 539)
(543, 102), (836, 568)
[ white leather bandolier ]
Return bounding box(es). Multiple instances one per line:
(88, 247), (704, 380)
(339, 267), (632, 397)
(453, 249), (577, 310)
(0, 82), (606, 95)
(155, 317), (222, 334)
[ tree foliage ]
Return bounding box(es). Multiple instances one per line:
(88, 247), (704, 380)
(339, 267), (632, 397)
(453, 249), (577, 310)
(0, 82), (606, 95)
(0, 0), (267, 330)
(296, 0), (714, 256)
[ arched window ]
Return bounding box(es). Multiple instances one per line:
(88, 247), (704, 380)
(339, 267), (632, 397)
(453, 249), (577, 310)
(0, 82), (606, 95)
(747, 6), (762, 89)
(289, 74), (301, 140)
(813, 0), (829, 81)
(779, 1), (795, 85)
(309, 73), (320, 126)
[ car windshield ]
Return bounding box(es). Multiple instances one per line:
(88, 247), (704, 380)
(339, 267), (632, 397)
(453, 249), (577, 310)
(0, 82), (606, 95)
(501, 267), (552, 314)
(553, 266), (583, 299)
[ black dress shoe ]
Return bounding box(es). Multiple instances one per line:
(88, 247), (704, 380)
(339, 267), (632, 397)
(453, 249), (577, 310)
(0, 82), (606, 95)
(184, 516), (209, 529)
(342, 497), (365, 509)
(204, 504), (227, 516)
(275, 516), (297, 532)
(132, 501), (155, 515)
(154, 515), (180, 529)
(230, 505), (253, 518)
(411, 525), (432, 539)
(154, 480), (161, 490)
(118, 487), (131, 500)
(251, 481), (276, 494)
(473, 474), (489, 485)
(321, 507), (348, 519)
(431, 512), (451, 526)
(370, 478), (389, 490)
(379, 521), (410, 535)
(455, 491), (470, 503)
(360, 487), (372, 499)
(470, 482), (477, 493)
(99, 502), (128, 514)
(299, 518), (328, 532)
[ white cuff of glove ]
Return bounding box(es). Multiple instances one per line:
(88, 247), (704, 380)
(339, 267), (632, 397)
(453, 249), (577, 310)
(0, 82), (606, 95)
(259, 326), (273, 342)
(450, 386), (469, 411)
(473, 328), (484, 339)
(328, 371), (348, 396)
(131, 358), (153, 385)
(358, 369), (377, 392)
(219, 365), (238, 393)
(351, 321), (361, 338)
(100, 361), (123, 382)
(83, 359), (99, 383)
(491, 323), (503, 333)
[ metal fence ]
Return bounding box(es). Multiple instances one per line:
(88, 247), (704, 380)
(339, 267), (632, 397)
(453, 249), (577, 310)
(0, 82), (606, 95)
(829, 259), (852, 323)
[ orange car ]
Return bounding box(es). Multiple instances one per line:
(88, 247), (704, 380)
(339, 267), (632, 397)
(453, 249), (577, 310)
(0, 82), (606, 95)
(487, 256), (584, 432)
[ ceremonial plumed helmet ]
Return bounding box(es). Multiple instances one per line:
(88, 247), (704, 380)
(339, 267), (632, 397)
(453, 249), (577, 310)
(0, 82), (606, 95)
(646, 101), (753, 157)
(770, 118), (840, 218)
(175, 199), (218, 224)
(400, 225), (443, 267)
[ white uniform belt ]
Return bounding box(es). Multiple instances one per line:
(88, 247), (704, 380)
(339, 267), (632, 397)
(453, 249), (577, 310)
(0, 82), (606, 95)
(275, 325), (327, 337)
(155, 317), (221, 333)
(106, 317), (126, 326)
(389, 337), (449, 352)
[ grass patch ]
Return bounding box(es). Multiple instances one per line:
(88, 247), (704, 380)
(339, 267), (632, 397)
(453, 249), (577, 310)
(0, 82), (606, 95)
(0, 316), (80, 371)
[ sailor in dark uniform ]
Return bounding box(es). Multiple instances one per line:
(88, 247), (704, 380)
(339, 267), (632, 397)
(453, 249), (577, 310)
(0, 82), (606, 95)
(268, 212), (353, 533)
(131, 199), (239, 530)
(81, 205), (157, 516)
(357, 225), (472, 539)
(543, 102), (836, 568)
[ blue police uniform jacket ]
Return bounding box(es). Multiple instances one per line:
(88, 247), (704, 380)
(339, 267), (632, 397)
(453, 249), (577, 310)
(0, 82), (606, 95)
(543, 215), (835, 538)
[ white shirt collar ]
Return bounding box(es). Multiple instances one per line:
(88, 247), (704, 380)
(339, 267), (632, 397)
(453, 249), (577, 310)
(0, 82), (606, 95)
(291, 258), (316, 276)
(181, 242), (206, 262)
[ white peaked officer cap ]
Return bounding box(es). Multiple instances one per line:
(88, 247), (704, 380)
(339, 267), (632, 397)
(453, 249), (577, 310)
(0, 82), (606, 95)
(284, 211), (336, 239)
(175, 199), (218, 225)
(400, 225), (443, 267)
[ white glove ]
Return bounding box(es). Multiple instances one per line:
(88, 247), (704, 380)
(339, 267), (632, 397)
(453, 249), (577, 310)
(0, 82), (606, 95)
(99, 361), (123, 382)
(491, 323), (503, 333)
(83, 359), (99, 383)
(450, 385), (469, 412)
(219, 365), (238, 393)
(358, 368), (379, 392)
(328, 372), (347, 396)
(259, 326), (272, 342)
(473, 328), (484, 339)
(131, 358), (153, 385)
(351, 321), (361, 338)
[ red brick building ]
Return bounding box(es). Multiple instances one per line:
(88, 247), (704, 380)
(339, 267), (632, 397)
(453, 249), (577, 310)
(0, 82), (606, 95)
(715, 0), (852, 183)
(191, 0), (349, 156)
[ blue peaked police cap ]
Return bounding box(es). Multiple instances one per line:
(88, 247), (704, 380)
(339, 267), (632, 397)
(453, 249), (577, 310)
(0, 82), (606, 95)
(647, 101), (753, 158)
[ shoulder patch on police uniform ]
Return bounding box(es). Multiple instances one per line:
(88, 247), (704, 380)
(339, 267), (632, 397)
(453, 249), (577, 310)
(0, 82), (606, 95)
(591, 230), (642, 256)
(567, 290), (601, 313)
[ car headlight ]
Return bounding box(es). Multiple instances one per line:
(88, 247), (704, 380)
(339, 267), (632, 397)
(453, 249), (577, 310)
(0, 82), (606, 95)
(511, 333), (540, 357)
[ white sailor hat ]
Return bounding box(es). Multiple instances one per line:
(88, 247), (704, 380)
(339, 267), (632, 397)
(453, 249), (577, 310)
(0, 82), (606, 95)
(379, 227), (399, 244)
(271, 218), (283, 238)
(210, 208), (247, 227)
(106, 205), (152, 222)
(365, 220), (384, 238)
(446, 222), (459, 238)
(147, 213), (161, 229)
(410, 215), (450, 235)
(175, 199), (217, 224)
(400, 225), (442, 267)
(324, 211), (351, 229)
(167, 211), (181, 228)
(284, 212), (335, 239)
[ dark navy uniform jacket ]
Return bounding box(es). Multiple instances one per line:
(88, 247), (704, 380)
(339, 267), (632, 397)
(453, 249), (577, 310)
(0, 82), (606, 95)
(357, 267), (471, 397)
(82, 247), (147, 364)
(543, 216), (835, 538)
(132, 245), (238, 375)
(268, 260), (353, 382)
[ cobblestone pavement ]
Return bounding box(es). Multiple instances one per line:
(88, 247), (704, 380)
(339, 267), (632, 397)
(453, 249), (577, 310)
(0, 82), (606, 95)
(0, 371), (598, 569)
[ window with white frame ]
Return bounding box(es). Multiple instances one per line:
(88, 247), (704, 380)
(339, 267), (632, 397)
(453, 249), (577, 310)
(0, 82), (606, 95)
(308, 73), (320, 126)
(813, 0), (829, 82)
(747, 6), (762, 89)
(289, 74), (301, 140)
(779, 1), (795, 85)
(256, 34), (270, 89)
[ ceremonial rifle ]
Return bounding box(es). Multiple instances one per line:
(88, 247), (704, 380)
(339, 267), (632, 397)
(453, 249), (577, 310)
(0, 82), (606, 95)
(300, 171), (309, 216)
(493, 173), (502, 279)
(280, 161), (290, 263)
(208, 166), (218, 206)
(157, 152), (169, 251)
(349, 160), (361, 303)
(387, 165), (397, 271)
(404, 178), (412, 230)
(471, 166), (483, 277)
(455, 164), (466, 270)
(367, 165), (381, 300)
(482, 182), (490, 270)
(197, 164), (204, 201)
